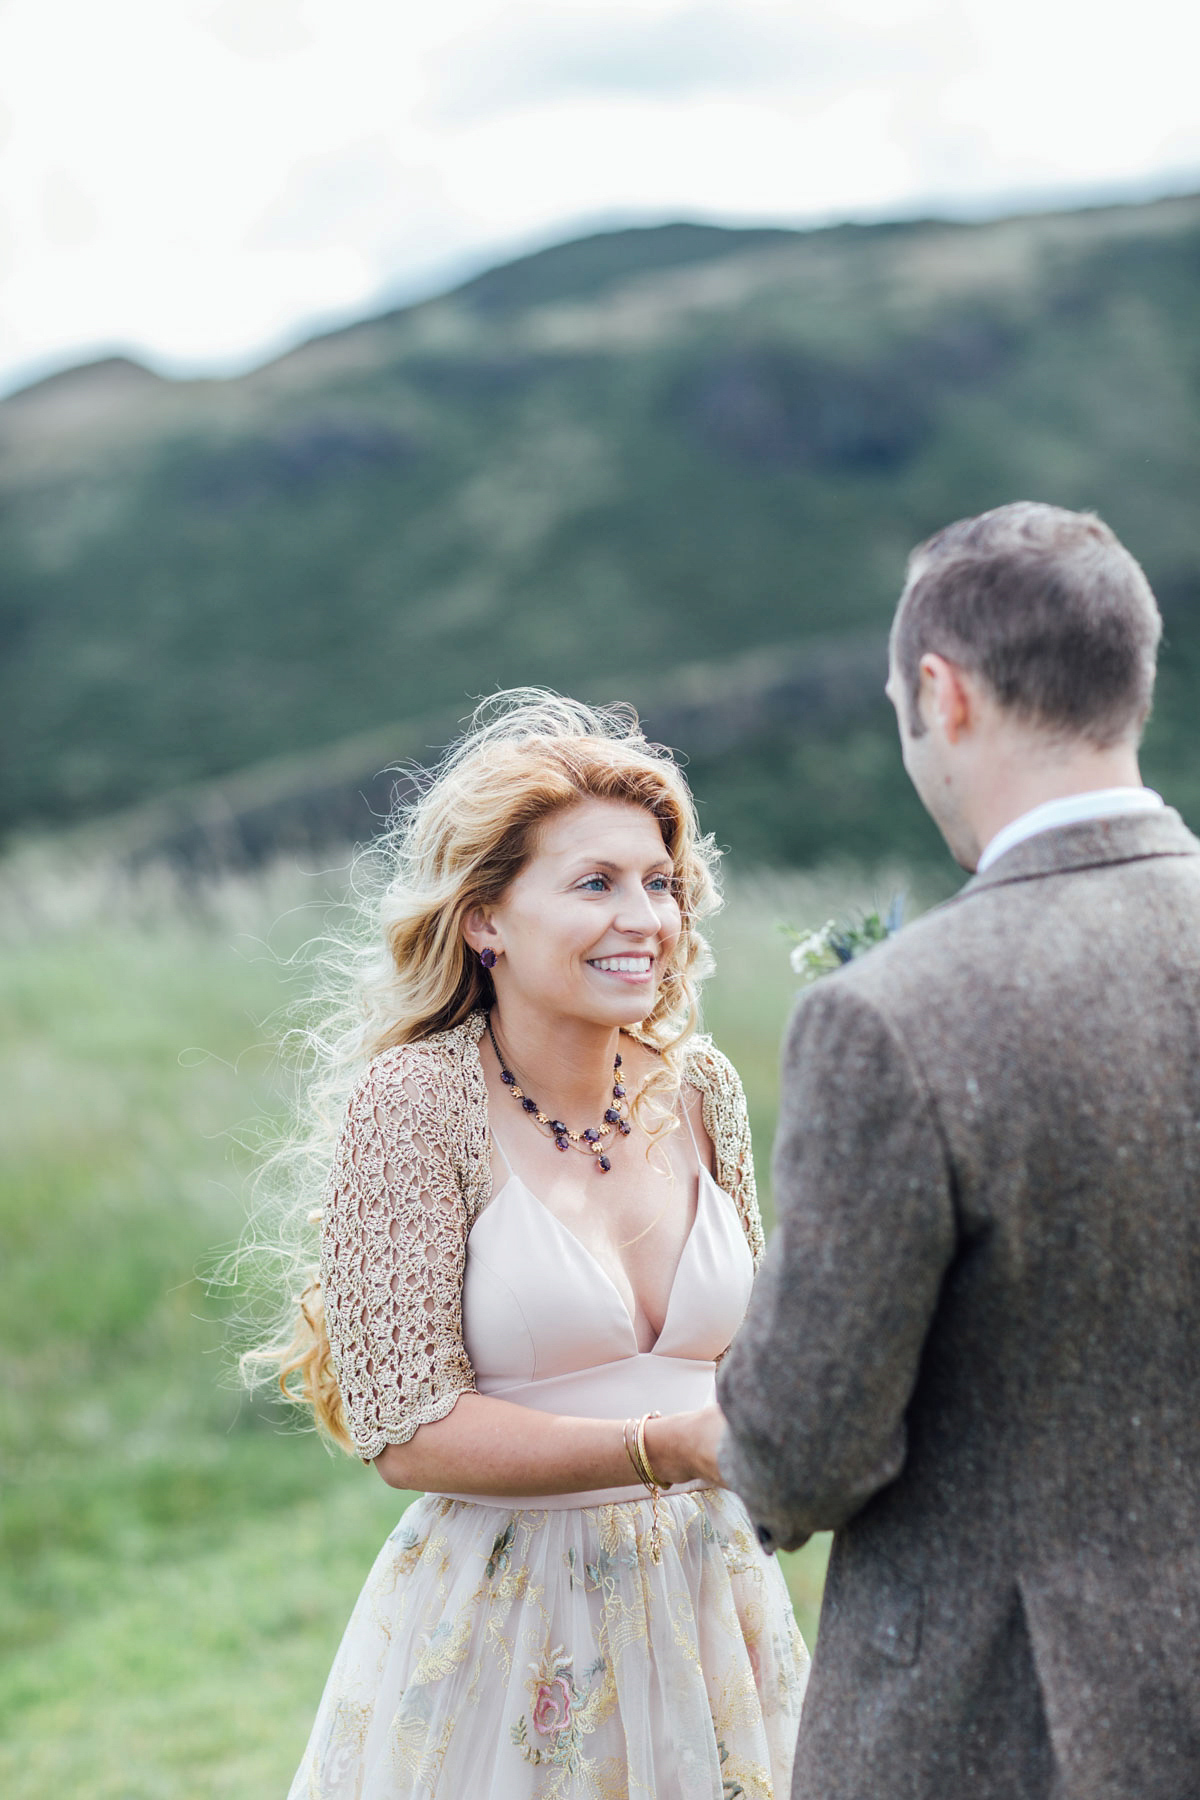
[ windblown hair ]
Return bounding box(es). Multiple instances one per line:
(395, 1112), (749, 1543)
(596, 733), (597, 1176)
(892, 501), (1162, 746)
(242, 690), (723, 1450)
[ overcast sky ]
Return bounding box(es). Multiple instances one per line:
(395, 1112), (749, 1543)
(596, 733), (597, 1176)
(2, 0), (1198, 395)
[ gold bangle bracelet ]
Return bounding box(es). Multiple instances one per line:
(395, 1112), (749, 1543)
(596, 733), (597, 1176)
(628, 1418), (654, 1490)
(635, 1411), (665, 1491)
(633, 1410), (665, 1564)
(622, 1417), (644, 1484)
(625, 1423), (652, 1489)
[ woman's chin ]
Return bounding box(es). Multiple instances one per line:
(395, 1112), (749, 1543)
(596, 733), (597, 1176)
(578, 983), (659, 1027)
(507, 974), (661, 1030)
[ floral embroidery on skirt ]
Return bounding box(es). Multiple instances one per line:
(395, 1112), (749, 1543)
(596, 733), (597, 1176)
(288, 1487), (809, 1799)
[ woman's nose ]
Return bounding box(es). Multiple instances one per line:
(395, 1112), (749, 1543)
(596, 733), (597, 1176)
(613, 883), (660, 934)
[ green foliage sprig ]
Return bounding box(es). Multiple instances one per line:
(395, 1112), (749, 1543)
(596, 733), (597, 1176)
(784, 894), (905, 984)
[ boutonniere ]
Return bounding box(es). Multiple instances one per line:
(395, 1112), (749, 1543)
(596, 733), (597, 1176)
(784, 894), (905, 984)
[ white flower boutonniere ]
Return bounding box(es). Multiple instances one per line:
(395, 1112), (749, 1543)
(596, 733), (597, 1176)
(785, 894), (905, 984)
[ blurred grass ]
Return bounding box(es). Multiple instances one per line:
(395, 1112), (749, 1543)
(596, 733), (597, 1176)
(0, 854), (945, 1796)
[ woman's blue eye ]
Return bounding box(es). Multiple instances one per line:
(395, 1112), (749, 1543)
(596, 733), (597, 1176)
(575, 874), (673, 894)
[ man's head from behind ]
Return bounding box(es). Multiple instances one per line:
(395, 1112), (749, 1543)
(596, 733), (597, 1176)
(887, 502), (1162, 868)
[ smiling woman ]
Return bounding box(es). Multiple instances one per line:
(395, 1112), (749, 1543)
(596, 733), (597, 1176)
(245, 689), (808, 1798)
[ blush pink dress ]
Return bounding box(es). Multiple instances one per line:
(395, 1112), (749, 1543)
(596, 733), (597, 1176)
(288, 1104), (809, 1799)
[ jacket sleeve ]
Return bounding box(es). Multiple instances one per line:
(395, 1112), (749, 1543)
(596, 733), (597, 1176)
(688, 1038), (766, 1270)
(716, 979), (956, 1551)
(320, 1048), (478, 1461)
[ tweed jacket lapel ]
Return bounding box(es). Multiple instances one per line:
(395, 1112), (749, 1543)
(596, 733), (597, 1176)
(957, 805), (1200, 898)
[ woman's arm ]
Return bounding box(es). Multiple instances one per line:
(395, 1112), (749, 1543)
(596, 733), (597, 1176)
(374, 1394), (724, 1493)
(320, 1052), (479, 1461)
(689, 1039), (765, 1269)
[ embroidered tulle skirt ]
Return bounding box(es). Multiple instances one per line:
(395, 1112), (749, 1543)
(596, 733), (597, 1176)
(287, 1485), (809, 1799)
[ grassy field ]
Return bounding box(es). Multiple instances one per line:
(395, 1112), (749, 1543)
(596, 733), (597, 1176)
(1, 854), (943, 1797)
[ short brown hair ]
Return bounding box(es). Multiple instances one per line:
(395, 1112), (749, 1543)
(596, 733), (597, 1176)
(891, 502), (1162, 745)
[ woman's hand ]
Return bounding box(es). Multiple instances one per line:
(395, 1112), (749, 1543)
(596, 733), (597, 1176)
(645, 1405), (728, 1489)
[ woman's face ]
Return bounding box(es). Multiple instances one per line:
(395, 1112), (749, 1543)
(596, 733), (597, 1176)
(473, 797), (683, 1029)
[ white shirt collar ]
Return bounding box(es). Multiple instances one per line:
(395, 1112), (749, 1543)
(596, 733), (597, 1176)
(977, 787), (1165, 874)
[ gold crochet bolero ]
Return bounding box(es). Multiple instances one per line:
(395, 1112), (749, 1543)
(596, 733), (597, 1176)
(320, 1010), (765, 1461)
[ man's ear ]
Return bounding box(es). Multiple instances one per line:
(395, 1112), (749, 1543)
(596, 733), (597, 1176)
(918, 654), (974, 744)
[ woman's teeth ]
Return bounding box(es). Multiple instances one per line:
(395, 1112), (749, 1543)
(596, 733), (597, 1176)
(589, 956), (652, 974)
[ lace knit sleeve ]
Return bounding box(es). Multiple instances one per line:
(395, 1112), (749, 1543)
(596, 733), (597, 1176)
(320, 1046), (478, 1461)
(686, 1038), (766, 1271)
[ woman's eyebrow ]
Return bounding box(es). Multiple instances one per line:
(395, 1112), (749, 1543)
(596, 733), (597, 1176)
(564, 856), (672, 876)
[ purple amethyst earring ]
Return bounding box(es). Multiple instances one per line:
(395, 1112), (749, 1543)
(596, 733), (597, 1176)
(479, 947), (497, 969)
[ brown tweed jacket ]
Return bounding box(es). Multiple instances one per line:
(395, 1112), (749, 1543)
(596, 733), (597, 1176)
(717, 809), (1200, 1800)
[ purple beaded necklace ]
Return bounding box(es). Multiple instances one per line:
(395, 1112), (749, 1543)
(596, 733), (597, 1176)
(486, 1013), (631, 1173)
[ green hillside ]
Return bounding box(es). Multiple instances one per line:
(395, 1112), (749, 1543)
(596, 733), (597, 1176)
(3, 197), (1199, 866)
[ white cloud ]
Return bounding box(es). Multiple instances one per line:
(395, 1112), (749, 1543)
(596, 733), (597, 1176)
(0, 0), (1197, 392)
(424, 3), (951, 121)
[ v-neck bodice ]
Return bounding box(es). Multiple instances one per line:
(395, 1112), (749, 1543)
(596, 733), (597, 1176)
(469, 1165), (751, 1367)
(438, 1157), (755, 1508)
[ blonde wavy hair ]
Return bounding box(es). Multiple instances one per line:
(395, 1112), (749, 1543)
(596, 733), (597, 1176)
(243, 690), (723, 1450)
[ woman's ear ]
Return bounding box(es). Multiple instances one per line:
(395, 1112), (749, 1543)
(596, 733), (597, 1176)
(462, 904), (502, 957)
